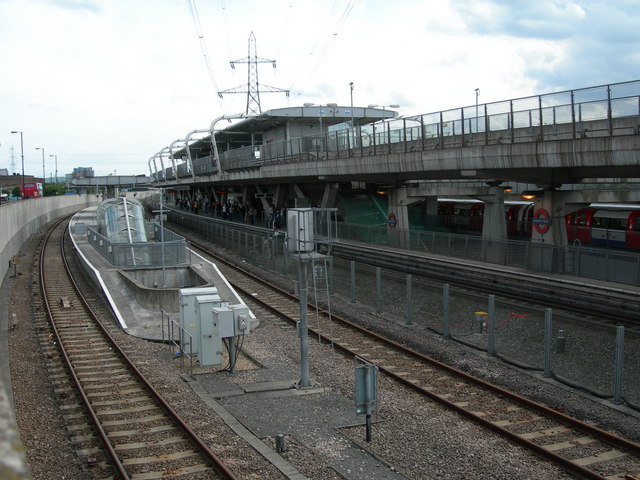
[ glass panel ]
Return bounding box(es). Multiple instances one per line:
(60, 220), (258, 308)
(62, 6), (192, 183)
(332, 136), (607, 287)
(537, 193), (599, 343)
(610, 80), (640, 99)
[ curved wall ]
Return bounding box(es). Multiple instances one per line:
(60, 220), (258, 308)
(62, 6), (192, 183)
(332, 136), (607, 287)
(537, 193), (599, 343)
(0, 194), (98, 280)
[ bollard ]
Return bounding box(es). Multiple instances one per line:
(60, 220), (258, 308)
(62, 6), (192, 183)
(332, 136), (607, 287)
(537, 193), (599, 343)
(475, 312), (488, 333)
(275, 434), (286, 453)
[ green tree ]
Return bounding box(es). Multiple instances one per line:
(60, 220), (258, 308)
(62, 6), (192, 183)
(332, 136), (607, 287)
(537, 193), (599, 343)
(44, 183), (67, 196)
(11, 186), (20, 197)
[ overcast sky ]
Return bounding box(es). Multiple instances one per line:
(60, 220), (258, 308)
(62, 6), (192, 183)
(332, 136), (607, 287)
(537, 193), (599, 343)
(1, 0), (638, 179)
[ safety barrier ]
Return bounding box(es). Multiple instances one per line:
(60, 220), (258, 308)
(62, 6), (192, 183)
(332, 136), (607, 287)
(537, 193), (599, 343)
(85, 222), (189, 267)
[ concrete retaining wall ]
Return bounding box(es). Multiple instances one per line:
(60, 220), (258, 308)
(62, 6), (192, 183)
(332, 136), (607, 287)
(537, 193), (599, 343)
(0, 194), (97, 479)
(0, 195), (98, 281)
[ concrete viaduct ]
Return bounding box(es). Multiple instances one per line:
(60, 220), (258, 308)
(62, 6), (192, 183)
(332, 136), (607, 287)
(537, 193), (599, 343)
(149, 80), (640, 249)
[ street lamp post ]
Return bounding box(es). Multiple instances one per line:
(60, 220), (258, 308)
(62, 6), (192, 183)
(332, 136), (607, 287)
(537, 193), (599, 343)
(35, 147), (45, 189)
(10, 131), (24, 197)
(49, 154), (58, 184)
(349, 82), (354, 128)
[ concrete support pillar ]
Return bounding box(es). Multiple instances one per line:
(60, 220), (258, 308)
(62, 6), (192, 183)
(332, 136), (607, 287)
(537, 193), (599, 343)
(292, 184), (308, 207)
(387, 187), (409, 230)
(273, 184), (286, 209)
(530, 190), (569, 247)
(388, 186), (410, 248)
(480, 187), (507, 241)
(528, 190), (571, 273)
(424, 195), (438, 228)
(321, 182), (340, 209)
(476, 186), (507, 263)
(424, 196), (438, 216)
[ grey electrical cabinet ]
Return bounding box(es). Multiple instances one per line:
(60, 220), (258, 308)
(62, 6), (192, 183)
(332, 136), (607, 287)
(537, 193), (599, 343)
(212, 306), (235, 339)
(179, 287), (219, 355)
(229, 304), (251, 334)
(287, 208), (314, 253)
(196, 294), (223, 367)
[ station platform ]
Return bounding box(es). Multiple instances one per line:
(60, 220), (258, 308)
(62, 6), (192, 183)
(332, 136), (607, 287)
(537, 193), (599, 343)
(69, 206), (253, 341)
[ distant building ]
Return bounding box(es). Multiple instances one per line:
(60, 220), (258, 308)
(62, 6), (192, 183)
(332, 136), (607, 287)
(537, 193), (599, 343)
(72, 167), (95, 179)
(0, 168), (8, 176)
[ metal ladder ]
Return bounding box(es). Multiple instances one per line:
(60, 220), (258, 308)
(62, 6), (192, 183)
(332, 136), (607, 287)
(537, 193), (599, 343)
(310, 255), (337, 388)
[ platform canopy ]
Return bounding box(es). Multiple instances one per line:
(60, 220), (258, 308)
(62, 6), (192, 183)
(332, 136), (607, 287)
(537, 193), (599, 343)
(172, 105), (397, 160)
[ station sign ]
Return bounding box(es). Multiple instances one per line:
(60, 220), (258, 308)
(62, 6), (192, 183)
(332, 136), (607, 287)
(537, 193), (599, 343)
(533, 208), (551, 234)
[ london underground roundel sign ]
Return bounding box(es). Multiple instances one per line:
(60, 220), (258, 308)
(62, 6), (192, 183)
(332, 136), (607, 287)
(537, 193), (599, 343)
(532, 208), (551, 234)
(387, 213), (397, 229)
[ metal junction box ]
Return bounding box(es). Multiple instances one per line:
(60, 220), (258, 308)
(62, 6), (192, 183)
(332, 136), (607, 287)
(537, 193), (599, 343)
(229, 304), (251, 334)
(212, 306), (235, 339)
(287, 208), (314, 253)
(179, 287), (219, 355)
(195, 294), (222, 367)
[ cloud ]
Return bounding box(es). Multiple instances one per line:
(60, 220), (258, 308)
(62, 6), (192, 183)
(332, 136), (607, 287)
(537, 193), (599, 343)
(1, 0), (638, 177)
(49, 0), (101, 12)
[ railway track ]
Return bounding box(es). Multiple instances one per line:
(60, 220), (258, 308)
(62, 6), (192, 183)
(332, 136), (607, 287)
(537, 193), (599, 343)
(187, 238), (640, 480)
(162, 206), (640, 324)
(40, 218), (237, 479)
(328, 242), (640, 326)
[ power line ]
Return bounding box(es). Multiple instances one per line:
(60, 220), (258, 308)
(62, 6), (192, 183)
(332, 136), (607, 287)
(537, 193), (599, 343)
(220, 0), (233, 60)
(186, 0), (225, 107)
(289, 0), (357, 96)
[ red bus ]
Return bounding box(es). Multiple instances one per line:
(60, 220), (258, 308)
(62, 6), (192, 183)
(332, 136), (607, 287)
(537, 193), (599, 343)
(21, 182), (43, 198)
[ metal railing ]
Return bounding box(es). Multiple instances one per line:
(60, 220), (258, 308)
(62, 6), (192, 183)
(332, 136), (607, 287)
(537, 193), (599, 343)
(154, 80), (640, 181)
(86, 222), (189, 267)
(161, 309), (194, 374)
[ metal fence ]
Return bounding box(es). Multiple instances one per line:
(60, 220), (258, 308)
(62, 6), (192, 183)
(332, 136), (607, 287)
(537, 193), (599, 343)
(86, 222), (190, 267)
(330, 259), (640, 411)
(172, 212), (639, 411)
(337, 222), (640, 286)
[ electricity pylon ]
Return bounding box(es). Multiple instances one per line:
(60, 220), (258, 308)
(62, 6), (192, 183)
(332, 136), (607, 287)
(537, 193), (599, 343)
(218, 31), (289, 116)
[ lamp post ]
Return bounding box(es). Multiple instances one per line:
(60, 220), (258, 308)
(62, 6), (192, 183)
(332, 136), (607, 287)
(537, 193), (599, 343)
(35, 147), (45, 189)
(349, 82), (354, 128)
(49, 154), (58, 184)
(475, 88), (480, 132)
(367, 103), (400, 125)
(10, 130), (24, 197)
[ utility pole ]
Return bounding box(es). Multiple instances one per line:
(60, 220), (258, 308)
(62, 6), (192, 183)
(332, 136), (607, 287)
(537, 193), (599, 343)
(217, 31), (289, 116)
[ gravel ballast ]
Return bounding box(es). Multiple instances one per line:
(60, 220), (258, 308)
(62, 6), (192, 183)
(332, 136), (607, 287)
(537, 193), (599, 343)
(5, 221), (640, 479)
